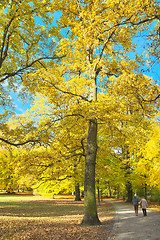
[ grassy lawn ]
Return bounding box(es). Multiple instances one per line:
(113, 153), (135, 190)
(0, 195), (114, 240)
(148, 202), (160, 212)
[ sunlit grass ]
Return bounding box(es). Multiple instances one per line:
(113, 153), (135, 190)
(148, 202), (160, 212)
(0, 195), (114, 240)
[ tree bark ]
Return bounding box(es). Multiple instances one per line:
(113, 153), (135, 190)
(97, 179), (100, 206)
(144, 183), (147, 200)
(81, 119), (101, 225)
(126, 180), (133, 202)
(97, 186), (100, 206)
(123, 146), (133, 202)
(75, 182), (81, 201)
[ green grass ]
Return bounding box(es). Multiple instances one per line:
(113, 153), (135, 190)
(0, 195), (83, 218)
(0, 195), (114, 240)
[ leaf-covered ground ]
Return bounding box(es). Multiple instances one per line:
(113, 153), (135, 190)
(0, 195), (114, 240)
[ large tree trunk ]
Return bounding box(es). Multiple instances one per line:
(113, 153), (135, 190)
(81, 119), (101, 225)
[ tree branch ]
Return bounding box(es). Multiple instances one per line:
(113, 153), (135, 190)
(130, 16), (157, 26)
(0, 137), (39, 146)
(0, 55), (64, 83)
(49, 80), (91, 102)
(0, 15), (16, 68)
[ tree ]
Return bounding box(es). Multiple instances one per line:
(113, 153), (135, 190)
(6, 106), (87, 197)
(0, 146), (20, 193)
(147, 4), (160, 65)
(134, 118), (160, 190)
(21, 0), (160, 225)
(0, 0), (61, 136)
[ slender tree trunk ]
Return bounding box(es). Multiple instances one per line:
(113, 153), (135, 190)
(117, 185), (120, 199)
(75, 182), (81, 201)
(97, 179), (100, 206)
(81, 119), (101, 225)
(144, 183), (147, 200)
(108, 182), (112, 197)
(123, 146), (133, 202)
(126, 180), (133, 202)
(101, 190), (103, 202)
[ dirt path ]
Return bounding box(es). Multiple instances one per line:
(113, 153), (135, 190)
(107, 200), (160, 240)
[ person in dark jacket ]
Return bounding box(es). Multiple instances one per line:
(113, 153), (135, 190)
(132, 194), (140, 216)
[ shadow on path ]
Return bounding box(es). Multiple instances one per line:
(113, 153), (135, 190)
(107, 200), (160, 240)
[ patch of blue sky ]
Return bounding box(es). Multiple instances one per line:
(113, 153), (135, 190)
(128, 22), (160, 83)
(0, 81), (30, 115)
(12, 95), (32, 115)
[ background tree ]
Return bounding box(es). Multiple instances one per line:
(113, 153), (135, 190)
(146, 4), (160, 66)
(134, 118), (160, 191)
(7, 105), (87, 197)
(0, 0), (61, 140)
(0, 146), (20, 193)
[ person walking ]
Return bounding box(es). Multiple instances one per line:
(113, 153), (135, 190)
(132, 194), (140, 216)
(140, 197), (148, 216)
